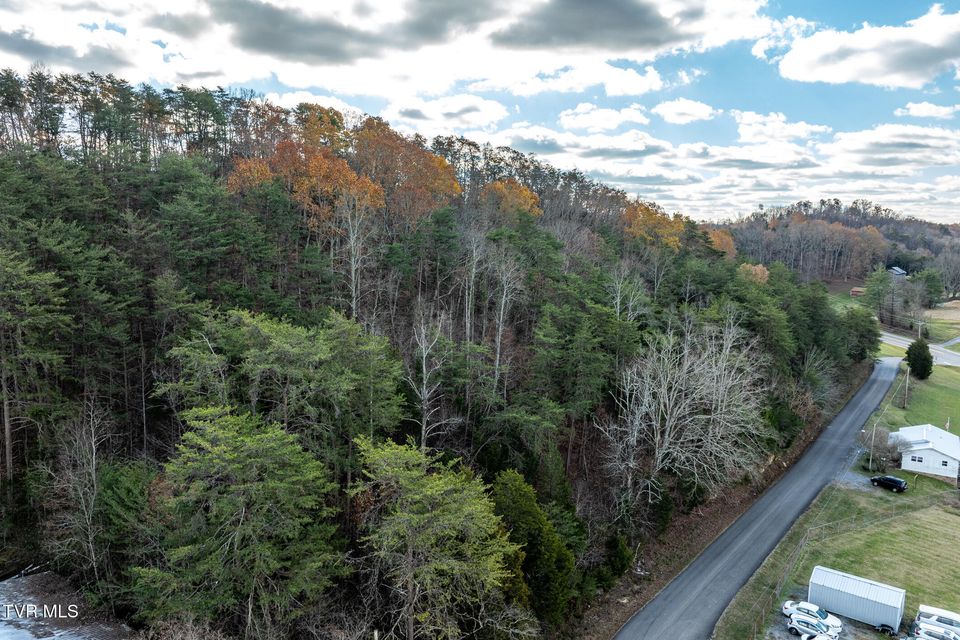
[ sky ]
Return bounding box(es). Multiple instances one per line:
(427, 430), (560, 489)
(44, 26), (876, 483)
(1, 0), (959, 223)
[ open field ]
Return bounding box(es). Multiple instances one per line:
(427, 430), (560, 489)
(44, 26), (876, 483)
(920, 300), (960, 343)
(867, 364), (960, 431)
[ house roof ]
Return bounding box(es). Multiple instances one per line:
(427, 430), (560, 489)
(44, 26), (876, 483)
(891, 424), (960, 461)
(810, 566), (905, 608)
(888, 266), (907, 276)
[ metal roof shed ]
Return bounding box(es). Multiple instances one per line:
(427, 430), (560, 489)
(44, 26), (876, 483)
(808, 566), (906, 631)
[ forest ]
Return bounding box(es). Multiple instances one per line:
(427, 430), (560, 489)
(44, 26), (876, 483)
(0, 66), (883, 639)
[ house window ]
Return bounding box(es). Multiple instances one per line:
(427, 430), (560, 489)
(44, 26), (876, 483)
(943, 460), (950, 468)
(911, 455), (923, 463)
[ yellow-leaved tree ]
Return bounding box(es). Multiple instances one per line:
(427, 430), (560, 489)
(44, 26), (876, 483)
(622, 200), (685, 249)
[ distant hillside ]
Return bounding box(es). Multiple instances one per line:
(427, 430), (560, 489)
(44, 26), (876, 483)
(720, 199), (960, 282)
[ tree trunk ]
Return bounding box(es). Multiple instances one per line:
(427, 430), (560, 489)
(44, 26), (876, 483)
(1, 359), (13, 501)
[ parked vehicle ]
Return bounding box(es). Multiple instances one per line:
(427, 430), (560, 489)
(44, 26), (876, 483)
(782, 600), (843, 634)
(871, 475), (908, 492)
(808, 565), (906, 631)
(788, 613), (840, 638)
(800, 635), (834, 640)
(912, 621), (960, 640)
(917, 605), (960, 636)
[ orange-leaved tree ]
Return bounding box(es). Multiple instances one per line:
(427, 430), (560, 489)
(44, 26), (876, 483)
(228, 139), (384, 317)
(738, 263), (770, 284)
(351, 117), (460, 229)
(229, 139), (381, 232)
(707, 228), (737, 259)
(481, 178), (542, 222)
(622, 200), (685, 249)
(293, 103), (348, 155)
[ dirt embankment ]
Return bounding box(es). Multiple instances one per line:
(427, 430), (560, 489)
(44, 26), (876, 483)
(573, 361), (874, 640)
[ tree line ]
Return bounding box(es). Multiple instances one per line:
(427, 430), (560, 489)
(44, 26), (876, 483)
(0, 65), (880, 640)
(724, 201), (960, 285)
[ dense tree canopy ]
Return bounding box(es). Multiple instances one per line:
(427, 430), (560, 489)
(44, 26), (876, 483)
(0, 67), (886, 640)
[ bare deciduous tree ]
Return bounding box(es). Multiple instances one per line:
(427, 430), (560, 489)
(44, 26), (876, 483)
(936, 248), (960, 299)
(599, 317), (769, 523)
(607, 259), (648, 324)
(405, 306), (460, 452)
(636, 244), (671, 302)
(335, 188), (380, 321)
(40, 399), (114, 585)
(858, 426), (902, 472)
(488, 251), (523, 395)
(460, 223), (486, 343)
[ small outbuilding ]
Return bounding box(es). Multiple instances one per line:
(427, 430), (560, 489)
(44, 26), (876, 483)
(808, 565), (905, 631)
(888, 266), (907, 278)
(891, 424), (960, 484)
(850, 287), (866, 297)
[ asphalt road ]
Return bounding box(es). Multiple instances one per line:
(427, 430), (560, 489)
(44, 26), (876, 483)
(880, 331), (960, 367)
(614, 357), (901, 640)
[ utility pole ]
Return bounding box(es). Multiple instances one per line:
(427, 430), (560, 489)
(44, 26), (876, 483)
(904, 363), (910, 409)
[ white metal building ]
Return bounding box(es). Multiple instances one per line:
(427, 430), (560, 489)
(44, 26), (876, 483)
(808, 566), (906, 631)
(891, 424), (960, 482)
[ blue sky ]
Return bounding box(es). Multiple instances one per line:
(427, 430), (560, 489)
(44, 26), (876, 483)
(0, 0), (959, 222)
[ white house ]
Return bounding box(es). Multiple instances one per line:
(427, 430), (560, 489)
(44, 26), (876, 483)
(889, 424), (960, 483)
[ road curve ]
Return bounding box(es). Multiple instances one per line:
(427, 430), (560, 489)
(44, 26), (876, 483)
(614, 358), (901, 640)
(880, 331), (960, 367)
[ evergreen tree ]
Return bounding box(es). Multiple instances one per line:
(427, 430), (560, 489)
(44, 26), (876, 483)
(491, 469), (574, 627)
(0, 248), (70, 497)
(356, 437), (518, 639)
(132, 408), (344, 637)
(906, 338), (934, 380)
(842, 306), (881, 363)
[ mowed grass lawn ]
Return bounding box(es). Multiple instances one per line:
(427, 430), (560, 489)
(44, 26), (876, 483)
(826, 289), (865, 313)
(925, 316), (960, 343)
(926, 301), (960, 343)
(870, 364), (960, 430)
(877, 342), (906, 358)
(791, 506), (960, 622)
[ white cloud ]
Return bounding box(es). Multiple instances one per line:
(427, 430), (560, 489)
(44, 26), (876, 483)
(778, 5), (960, 89)
(675, 68), (706, 86)
(473, 62), (663, 97)
(1, 1), (960, 223)
(558, 102), (649, 132)
(751, 15), (816, 60)
(651, 98), (718, 124)
(381, 94), (509, 135)
(816, 123), (960, 169)
(894, 101), (960, 119)
(731, 110), (831, 143)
